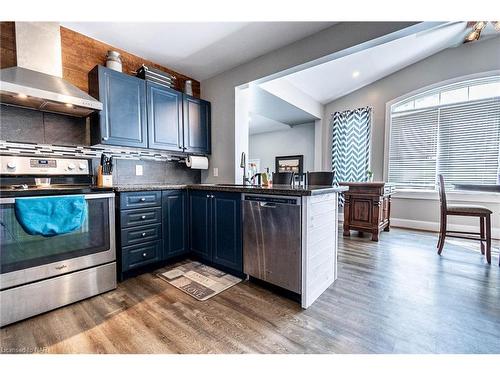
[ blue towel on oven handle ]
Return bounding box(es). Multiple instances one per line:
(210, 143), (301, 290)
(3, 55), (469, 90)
(14, 195), (88, 237)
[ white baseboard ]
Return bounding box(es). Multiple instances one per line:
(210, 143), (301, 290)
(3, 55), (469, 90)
(338, 211), (499, 239)
(391, 218), (500, 240)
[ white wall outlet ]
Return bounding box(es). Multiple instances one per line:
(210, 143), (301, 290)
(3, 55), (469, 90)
(213, 167), (219, 177)
(135, 165), (143, 176)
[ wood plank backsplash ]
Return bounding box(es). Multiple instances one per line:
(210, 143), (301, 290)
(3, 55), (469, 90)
(0, 22), (200, 98)
(0, 22), (17, 69)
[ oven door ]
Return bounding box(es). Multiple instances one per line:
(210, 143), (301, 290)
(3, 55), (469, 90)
(0, 193), (116, 290)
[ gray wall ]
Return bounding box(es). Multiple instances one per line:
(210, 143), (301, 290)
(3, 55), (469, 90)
(323, 36), (500, 236)
(201, 22), (417, 183)
(249, 123), (315, 173)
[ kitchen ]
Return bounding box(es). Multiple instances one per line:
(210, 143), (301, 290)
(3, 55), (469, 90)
(1, 7), (500, 372)
(0, 22), (346, 330)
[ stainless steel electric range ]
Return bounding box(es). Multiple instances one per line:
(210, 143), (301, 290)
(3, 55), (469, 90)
(0, 155), (116, 327)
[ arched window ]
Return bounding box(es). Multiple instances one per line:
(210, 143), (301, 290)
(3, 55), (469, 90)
(387, 75), (500, 189)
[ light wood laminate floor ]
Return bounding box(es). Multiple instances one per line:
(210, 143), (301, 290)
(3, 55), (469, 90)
(1, 228), (499, 354)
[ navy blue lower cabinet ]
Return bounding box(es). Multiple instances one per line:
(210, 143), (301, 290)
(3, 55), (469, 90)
(212, 192), (242, 272)
(188, 190), (212, 261)
(118, 191), (163, 278)
(189, 190), (242, 273)
(162, 190), (188, 258)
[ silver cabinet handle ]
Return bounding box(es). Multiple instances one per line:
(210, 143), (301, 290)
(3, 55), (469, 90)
(141, 215), (146, 220)
(142, 253), (147, 257)
(141, 232), (146, 237)
(103, 137), (109, 141)
(211, 195), (214, 198)
(206, 194), (210, 198)
(140, 197), (146, 202)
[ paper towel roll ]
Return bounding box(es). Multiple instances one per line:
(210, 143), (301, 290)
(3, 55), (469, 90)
(186, 155), (209, 169)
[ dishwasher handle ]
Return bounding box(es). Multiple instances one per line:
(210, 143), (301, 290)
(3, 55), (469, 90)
(243, 194), (300, 206)
(259, 202), (277, 208)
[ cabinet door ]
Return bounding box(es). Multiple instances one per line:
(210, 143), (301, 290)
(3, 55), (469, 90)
(162, 190), (188, 258)
(188, 190), (212, 261)
(183, 95), (211, 154)
(212, 192), (242, 272)
(93, 66), (147, 148)
(147, 82), (184, 151)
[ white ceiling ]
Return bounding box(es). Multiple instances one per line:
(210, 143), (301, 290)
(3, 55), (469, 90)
(250, 86), (318, 123)
(248, 86), (317, 135)
(276, 22), (470, 104)
(249, 113), (292, 135)
(60, 22), (335, 80)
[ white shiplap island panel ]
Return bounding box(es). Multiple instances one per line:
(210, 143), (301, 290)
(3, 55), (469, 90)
(301, 192), (338, 308)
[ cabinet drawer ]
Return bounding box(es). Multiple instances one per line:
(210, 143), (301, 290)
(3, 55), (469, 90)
(121, 223), (162, 247)
(120, 207), (162, 228)
(119, 191), (161, 209)
(122, 241), (161, 271)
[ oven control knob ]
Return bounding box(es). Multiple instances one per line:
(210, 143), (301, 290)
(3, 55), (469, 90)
(67, 163), (76, 170)
(78, 162), (87, 170)
(7, 162), (16, 170)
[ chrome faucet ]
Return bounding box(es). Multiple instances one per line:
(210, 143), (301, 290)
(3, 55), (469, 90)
(240, 152), (248, 185)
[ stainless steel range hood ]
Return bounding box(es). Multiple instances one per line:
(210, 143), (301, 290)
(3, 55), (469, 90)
(0, 22), (102, 117)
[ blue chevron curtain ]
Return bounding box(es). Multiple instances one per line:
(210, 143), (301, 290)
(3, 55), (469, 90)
(331, 107), (372, 205)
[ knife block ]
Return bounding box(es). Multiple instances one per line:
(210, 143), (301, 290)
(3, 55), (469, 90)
(97, 166), (113, 187)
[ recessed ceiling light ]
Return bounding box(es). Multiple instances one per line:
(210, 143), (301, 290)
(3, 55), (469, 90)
(17, 94), (28, 99)
(352, 71), (360, 78)
(65, 103), (74, 108)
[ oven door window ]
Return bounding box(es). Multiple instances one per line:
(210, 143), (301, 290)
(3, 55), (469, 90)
(0, 197), (110, 274)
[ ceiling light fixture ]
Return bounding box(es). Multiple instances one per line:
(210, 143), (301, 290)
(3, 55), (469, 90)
(65, 103), (74, 108)
(464, 21), (500, 43)
(17, 94), (28, 99)
(352, 71), (360, 78)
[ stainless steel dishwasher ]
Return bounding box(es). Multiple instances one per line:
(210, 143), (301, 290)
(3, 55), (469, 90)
(242, 194), (301, 293)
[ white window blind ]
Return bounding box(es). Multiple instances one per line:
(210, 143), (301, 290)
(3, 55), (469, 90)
(388, 109), (438, 188)
(438, 98), (500, 186)
(388, 76), (500, 189)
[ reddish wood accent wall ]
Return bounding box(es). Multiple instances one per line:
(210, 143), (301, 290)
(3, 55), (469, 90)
(0, 22), (17, 69)
(0, 22), (200, 97)
(60, 27), (200, 97)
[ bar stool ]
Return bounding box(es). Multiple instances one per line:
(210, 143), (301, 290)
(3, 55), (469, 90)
(306, 171), (335, 186)
(272, 172), (294, 185)
(437, 175), (493, 264)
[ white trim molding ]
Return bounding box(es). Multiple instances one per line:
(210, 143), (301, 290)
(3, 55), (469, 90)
(392, 189), (500, 204)
(391, 218), (500, 240)
(340, 212), (499, 239)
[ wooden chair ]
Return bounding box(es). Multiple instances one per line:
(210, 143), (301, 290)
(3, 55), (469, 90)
(437, 174), (493, 264)
(306, 171), (335, 186)
(272, 172), (294, 185)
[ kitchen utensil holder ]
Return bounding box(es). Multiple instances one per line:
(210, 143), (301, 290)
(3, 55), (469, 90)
(97, 166), (113, 187)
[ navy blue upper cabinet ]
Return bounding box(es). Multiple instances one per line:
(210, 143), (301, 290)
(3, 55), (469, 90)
(147, 82), (184, 152)
(89, 65), (148, 148)
(212, 192), (242, 272)
(189, 190), (212, 261)
(162, 190), (188, 258)
(183, 95), (211, 155)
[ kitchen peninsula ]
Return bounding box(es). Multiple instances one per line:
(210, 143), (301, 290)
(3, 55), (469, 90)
(113, 183), (348, 308)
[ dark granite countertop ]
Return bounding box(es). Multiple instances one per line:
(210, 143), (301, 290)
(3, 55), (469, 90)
(113, 183), (348, 196)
